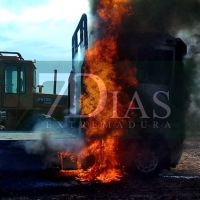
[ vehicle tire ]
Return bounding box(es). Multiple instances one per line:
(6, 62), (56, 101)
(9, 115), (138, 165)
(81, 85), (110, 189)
(134, 136), (170, 179)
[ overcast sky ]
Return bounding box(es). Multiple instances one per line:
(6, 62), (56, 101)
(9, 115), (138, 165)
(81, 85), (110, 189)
(0, 0), (90, 94)
(0, 0), (89, 61)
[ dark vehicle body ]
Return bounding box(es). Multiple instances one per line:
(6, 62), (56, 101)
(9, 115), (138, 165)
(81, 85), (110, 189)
(67, 14), (187, 177)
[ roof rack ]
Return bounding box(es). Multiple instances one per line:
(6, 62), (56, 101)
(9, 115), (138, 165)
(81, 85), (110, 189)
(0, 51), (24, 60)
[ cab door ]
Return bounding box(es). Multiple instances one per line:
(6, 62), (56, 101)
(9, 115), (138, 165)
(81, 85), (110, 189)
(3, 64), (19, 107)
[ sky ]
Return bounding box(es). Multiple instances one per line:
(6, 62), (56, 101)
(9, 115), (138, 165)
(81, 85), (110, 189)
(0, 0), (90, 94)
(0, 0), (90, 61)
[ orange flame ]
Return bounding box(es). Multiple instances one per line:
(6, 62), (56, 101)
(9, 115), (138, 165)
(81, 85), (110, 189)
(59, 0), (137, 183)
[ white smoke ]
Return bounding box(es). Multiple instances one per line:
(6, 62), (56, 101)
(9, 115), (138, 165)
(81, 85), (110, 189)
(176, 29), (200, 135)
(16, 115), (85, 167)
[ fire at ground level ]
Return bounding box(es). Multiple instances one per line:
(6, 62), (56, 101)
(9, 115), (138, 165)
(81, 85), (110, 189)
(0, 137), (200, 199)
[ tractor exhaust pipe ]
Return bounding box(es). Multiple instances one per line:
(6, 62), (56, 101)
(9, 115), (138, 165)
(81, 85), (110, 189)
(53, 69), (57, 95)
(37, 85), (43, 93)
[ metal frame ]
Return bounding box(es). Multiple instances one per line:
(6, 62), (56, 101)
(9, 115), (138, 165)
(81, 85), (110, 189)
(72, 13), (88, 60)
(0, 51), (24, 60)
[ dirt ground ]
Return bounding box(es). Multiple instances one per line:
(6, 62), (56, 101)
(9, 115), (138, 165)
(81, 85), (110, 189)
(0, 137), (200, 200)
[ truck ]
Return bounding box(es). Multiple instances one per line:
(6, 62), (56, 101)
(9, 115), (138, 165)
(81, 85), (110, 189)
(0, 13), (187, 178)
(62, 14), (187, 178)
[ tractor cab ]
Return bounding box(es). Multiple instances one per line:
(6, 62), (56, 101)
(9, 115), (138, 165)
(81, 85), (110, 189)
(0, 51), (36, 128)
(0, 51), (68, 130)
(0, 51), (36, 109)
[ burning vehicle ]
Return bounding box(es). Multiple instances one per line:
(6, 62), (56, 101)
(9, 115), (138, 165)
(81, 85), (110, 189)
(57, 7), (187, 182)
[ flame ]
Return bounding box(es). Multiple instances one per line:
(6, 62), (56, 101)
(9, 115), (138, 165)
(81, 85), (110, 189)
(59, 0), (137, 183)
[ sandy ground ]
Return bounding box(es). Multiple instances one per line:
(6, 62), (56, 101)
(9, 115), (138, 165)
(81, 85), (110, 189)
(0, 137), (200, 200)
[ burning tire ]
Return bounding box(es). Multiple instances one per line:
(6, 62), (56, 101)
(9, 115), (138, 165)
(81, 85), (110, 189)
(134, 136), (170, 178)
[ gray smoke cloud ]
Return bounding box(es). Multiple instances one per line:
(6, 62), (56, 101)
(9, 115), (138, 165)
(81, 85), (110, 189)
(16, 116), (85, 168)
(88, 0), (200, 34)
(17, 134), (84, 168)
(87, 0), (200, 135)
(177, 31), (200, 134)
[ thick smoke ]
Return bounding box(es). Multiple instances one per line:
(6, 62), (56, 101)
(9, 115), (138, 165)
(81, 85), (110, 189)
(89, 0), (200, 34)
(88, 0), (200, 135)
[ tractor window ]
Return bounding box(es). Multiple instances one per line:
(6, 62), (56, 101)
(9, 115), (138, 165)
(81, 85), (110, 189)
(5, 65), (18, 93)
(20, 66), (26, 93)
